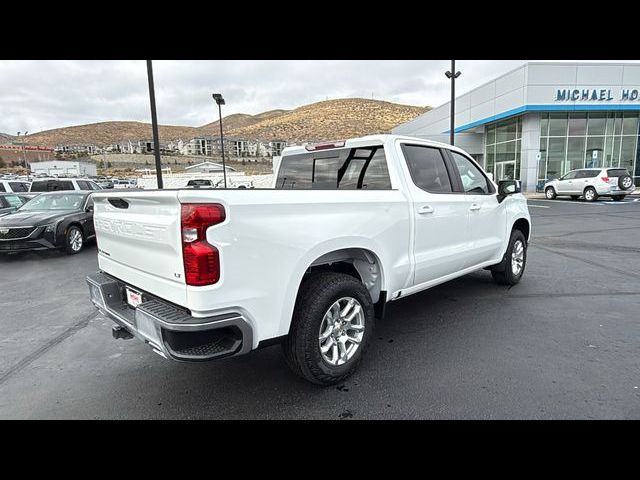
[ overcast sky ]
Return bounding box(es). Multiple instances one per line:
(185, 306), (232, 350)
(1, 60), (637, 134)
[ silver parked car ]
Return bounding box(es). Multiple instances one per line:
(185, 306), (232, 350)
(544, 168), (635, 202)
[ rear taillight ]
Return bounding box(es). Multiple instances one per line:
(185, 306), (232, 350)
(181, 203), (226, 286)
(601, 176), (609, 183)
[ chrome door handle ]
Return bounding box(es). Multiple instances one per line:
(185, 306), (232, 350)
(418, 205), (435, 214)
(470, 204), (481, 211)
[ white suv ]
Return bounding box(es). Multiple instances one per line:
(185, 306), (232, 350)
(544, 168), (635, 202)
(0, 179), (31, 193)
(30, 178), (103, 192)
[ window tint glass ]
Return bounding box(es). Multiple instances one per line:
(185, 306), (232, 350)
(402, 145), (452, 193)
(607, 168), (629, 177)
(88, 181), (101, 190)
(9, 182), (29, 192)
(76, 180), (90, 190)
(576, 170), (601, 178)
(450, 151), (491, 194)
(0, 183), (5, 192)
(0, 197), (7, 208)
(54, 181), (74, 191)
(30, 181), (48, 192)
(276, 146), (391, 190)
(562, 171), (578, 180)
(4, 195), (24, 207)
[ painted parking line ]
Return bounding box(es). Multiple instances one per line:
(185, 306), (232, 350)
(527, 198), (639, 205)
(527, 204), (551, 208)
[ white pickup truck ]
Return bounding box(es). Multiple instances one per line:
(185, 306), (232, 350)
(87, 135), (531, 385)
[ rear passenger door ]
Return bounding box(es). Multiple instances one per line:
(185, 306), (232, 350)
(399, 143), (472, 286)
(447, 150), (507, 268)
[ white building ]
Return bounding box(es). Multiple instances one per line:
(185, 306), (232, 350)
(394, 61), (640, 192)
(31, 160), (97, 177)
(185, 161), (236, 173)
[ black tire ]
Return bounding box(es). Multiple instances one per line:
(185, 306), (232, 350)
(570, 195), (579, 200)
(491, 229), (527, 286)
(545, 187), (557, 200)
(64, 226), (84, 255)
(618, 175), (633, 190)
(612, 195), (625, 202)
(583, 187), (598, 202)
(282, 272), (375, 385)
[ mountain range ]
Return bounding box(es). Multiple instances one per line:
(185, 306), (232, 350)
(16, 99), (430, 147)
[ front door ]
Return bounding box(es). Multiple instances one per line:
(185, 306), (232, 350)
(449, 151), (507, 267)
(400, 143), (471, 285)
(556, 170), (578, 193)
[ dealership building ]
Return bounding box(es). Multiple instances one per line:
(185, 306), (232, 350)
(393, 62), (640, 192)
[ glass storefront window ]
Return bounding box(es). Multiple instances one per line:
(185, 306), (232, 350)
(567, 137), (586, 171)
(549, 113), (568, 136)
(622, 112), (639, 136)
(621, 136), (636, 171)
(537, 111), (639, 182)
(547, 137), (566, 179)
(586, 136), (604, 168)
(568, 113), (587, 136)
(486, 125), (496, 145)
(587, 113), (606, 136)
(614, 114), (623, 136)
(484, 116), (522, 180)
(540, 114), (549, 137)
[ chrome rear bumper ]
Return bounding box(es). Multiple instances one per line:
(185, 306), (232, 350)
(86, 271), (253, 361)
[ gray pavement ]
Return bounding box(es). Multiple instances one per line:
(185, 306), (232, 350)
(1, 196), (640, 419)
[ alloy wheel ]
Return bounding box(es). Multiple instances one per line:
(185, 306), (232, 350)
(318, 297), (365, 366)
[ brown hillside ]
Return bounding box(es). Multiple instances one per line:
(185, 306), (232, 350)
(21, 99), (430, 148)
(225, 99), (431, 143)
(197, 109), (289, 136)
(25, 121), (199, 147)
(0, 133), (15, 143)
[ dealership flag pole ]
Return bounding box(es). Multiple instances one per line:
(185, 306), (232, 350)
(445, 60), (461, 146)
(146, 60), (164, 189)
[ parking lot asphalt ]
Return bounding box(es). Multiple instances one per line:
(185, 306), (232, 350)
(1, 196), (640, 419)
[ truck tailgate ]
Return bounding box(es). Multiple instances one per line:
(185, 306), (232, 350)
(92, 190), (187, 306)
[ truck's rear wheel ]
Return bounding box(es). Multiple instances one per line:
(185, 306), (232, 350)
(283, 272), (374, 385)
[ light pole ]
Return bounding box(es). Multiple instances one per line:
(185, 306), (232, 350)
(212, 93), (227, 188)
(146, 60), (164, 189)
(445, 60), (461, 146)
(17, 131), (28, 169)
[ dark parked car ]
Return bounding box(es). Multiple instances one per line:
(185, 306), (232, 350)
(0, 191), (95, 254)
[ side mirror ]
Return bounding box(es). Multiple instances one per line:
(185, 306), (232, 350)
(497, 180), (521, 203)
(86, 205), (94, 213)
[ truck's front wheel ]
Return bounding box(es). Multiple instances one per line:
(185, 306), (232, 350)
(283, 272), (375, 385)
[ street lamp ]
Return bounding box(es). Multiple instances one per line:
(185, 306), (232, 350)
(17, 131), (28, 169)
(212, 93), (227, 188)
(445, 60), (461, 146)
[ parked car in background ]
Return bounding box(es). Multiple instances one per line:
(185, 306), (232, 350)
(0, 193), (34, 216)
(544, 168), (635, 202)
(186, 178), (254, 189)
(30, 178), (102, 193)
(0, 191), (95, 254)
(87, 134), (531, 385)
(113, 179), (136, 189)
(186, 179), (214, 188)
(0, 179), (31, 193)
(213, 178), (254, 189)
(96, 179), (115, 189)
